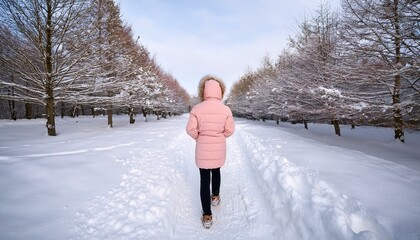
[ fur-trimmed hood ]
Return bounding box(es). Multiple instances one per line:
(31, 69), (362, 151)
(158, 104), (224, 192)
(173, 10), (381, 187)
(198, 74), (226, 102)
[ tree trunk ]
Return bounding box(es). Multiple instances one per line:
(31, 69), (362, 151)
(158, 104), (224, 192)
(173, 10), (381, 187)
(142, 108), (147, 122)
(25, 102), (32, 119)
(107, 104), (113, 127)
(73, 105), (80, 118)
(129, 113), (135, 124)
(46, 97), (56, 136)
(129, 107), (135, 124)
(332, 119), (340, 136)
(45, 0), (56, 136)
(61, 102), (65, 118)
(303, 119), (308, 130)
(393, 99), (404, 142)
(8, 99), (16, 121)
(8, 74), (17, 120)
(392, 0), (404, 143)
(81, 105), (85, 116)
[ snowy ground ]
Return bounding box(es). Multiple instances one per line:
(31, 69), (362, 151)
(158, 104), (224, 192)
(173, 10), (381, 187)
(0, 114), (419, 240)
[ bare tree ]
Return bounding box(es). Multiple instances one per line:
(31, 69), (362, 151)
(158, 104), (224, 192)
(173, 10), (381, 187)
(288, 2), (345, 135)
(341, 0), (420, 142)
(84, 0), (133, 127)
(226, 69), (259, 119)
(0, 0), (95, 135)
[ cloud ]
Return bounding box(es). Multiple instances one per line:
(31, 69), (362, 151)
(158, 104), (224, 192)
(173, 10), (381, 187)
(118, 0), (340, 95)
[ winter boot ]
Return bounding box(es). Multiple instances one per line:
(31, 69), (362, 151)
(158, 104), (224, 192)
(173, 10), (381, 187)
(211, 194), (220, 206)
(202, 214), (212, 229)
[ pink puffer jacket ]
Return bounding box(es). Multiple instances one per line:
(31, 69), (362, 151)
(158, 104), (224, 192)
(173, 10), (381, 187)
(186, 76), (235, 169)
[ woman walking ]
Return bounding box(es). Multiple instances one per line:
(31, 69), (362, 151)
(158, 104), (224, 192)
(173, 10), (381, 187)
(186, 74), (235, 228)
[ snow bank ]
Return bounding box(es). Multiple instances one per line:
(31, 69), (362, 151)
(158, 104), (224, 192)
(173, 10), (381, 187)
(238, 130), (390, 240)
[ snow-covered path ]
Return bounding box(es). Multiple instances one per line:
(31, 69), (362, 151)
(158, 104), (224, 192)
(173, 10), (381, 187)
(1, 115), (419, 240)
(72, 117), (281, 240)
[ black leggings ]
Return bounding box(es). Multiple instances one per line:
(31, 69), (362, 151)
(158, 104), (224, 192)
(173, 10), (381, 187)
(199, 168), (221, 215)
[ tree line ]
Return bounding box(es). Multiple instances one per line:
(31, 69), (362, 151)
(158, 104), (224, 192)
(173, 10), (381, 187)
(227, 0), (419, 143)
(0, 0), (190, 135)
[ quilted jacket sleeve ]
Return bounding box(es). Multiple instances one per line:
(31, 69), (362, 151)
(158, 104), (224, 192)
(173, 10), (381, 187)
(186, 108), (199, 140)
(223, 109), (235, 138)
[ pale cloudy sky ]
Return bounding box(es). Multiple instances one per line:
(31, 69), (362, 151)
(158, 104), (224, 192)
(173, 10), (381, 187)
(117, 0), (341, 95)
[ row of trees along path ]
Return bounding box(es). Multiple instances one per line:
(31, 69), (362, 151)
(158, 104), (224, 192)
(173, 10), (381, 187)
(227, 1), (419, 143)
(1, 1), (418, 143)
(0, 0), (189, 135)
